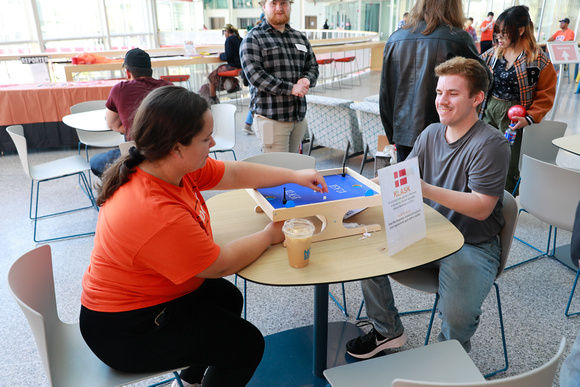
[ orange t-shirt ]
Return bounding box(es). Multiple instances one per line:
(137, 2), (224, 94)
(481, 20), (494, 41)
(551, 29), (575, 41)
(81, 158), (225, 312)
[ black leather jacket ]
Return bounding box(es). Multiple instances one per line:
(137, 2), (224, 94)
(379, 21), (487, 147)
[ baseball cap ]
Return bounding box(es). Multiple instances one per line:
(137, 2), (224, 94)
(123, 48), (151, 68)
(560, 18), (570, 24)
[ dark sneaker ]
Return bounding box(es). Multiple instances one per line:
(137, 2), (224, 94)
(227, 85), (242, 93)
(346, 322), (407, 359)
(209, 96), (220, 105)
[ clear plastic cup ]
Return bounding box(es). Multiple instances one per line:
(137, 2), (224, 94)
(282, 218), (315, 268)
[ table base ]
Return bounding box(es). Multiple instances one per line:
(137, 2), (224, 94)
(247, 321), (362, 387)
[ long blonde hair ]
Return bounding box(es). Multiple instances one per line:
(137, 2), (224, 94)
(404, 0), (465, 35)
(494, 5), (541, 64)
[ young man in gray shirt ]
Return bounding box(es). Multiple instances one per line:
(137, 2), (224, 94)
(347, 57), (510, 359)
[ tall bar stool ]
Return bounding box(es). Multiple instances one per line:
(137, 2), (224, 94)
(217, 68), (243, 107)
(160, 74), (191, 90)
(316, 58), (335, 90)
(334, 55), (362, 88)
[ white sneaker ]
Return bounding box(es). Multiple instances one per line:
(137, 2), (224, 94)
(242, 123), (255, 135)
(171, 379), (201, 387)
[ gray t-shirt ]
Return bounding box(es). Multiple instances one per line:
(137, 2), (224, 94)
(408, 120), (509, 244)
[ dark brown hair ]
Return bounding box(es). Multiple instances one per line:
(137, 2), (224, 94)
(404, 0), (465, 35)
(96, 86), (209, 206)
(494, 5), (540, 63)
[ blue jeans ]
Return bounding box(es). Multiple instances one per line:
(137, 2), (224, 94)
(361, 236), (501, 352)
(90, 149), (121, 178)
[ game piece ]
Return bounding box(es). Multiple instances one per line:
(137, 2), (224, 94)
(283, 187), (287, 205)
(285, 200), (295, 208)
(365, 189), (374, 197)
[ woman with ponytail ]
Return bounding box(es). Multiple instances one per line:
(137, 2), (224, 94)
(80, 86), (327, 387)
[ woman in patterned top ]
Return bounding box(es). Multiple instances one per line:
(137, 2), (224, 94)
(480, 5), (557, 195)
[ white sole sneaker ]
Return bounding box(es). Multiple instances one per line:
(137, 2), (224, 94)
(347, 331), (408, 359)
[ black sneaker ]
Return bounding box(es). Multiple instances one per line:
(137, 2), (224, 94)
(209, 96), (220, 105)
(346, 321), (407, 359)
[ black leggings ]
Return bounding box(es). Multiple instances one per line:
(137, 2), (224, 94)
(80, 278), (264, 386)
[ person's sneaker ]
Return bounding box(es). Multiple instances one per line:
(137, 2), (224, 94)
(346, 323), (407, 359)
(242, 123), (255, 135)
(227, 84), (242, 93)
(209, 96), (220, 105)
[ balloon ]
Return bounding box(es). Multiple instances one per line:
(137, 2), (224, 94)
(507, 105), (527, 122)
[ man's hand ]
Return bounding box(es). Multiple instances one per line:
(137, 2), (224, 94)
(292, 81), (309, 97)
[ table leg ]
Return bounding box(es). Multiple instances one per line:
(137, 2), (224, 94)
(313, 283), (329, 377)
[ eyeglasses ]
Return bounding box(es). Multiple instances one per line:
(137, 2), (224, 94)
(493, 32), (509, 40)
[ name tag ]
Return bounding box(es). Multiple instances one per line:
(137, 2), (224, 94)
(295, 43), (307, 52)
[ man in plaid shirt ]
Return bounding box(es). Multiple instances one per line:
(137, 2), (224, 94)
(240, 0), (319, 153)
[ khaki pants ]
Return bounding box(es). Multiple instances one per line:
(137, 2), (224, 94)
(253, 115), (307, 153)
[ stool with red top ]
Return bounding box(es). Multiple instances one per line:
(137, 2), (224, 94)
(160, 74), (191, 90)
(316, 58), (335, 91)
(333, 55), (362, 88)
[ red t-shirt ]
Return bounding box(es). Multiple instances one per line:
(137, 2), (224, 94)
(105, 77), (172, 140)
(480, 20), (494, 42)
(551, 29), (575, 42)
(81, 158), (225, 312)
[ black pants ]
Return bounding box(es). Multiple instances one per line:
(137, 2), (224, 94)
(480, 40), (493, 54)
(395, 144), (413, 162)
(80, 278), (264, 386)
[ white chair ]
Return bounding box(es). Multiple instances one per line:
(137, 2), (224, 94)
(565, 201), (580, 317)
(70, 100), (126, 161)
(324, 338), (565, 387)
(6, 125), (96, 243)
(508, 155), (580, 273)
(210, 103), (237, 160)
(7, 245), (185, 387)
(349, 101), (385, 173)
(507, 121), (567, 267)
(391, 338), (565, 387)
(358, 191), (518, 378)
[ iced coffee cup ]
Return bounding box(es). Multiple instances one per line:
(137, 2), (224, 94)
(282, 218), (315, 268)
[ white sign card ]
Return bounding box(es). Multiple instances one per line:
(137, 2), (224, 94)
(378, 156), (426, 255)
(184, 41), (197, 57)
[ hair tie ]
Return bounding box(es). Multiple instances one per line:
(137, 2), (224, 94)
(127, 146), (145, 168)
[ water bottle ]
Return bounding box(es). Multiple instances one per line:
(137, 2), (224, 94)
(504, 124), (517, 146)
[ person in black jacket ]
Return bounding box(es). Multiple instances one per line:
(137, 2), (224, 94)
(379, 0), (490, 162)
(199, 24), (243, 104)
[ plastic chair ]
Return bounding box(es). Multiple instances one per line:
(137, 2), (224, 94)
(508, 155), (580, 272)
(241, 152), (349, 317)
(507, 121), (568, 268)
(565, 201), (580, 317)
(210, 104), (237, 160)
(160, 74), (191, 90)
(390, 338), (565, 387)
(358, 191), (518, 378)
(70, 101), (126, 193)
(7, 245), (185, 387)
(70, 100), (126, 162)
(325, 338), (565, 387)
(6, 125), (97, 243)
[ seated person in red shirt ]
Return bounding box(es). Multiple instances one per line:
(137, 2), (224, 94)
(80, 85), (328, 387)
(90, 48), (172, 178)
(548, 18), (575, 42)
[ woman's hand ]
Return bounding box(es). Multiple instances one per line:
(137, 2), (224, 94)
(294, 169), (329, 193)
(510, 116), (529, 130)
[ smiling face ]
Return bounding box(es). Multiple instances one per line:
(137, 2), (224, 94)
(435, 75), (482, 130)
(263, 0), (291, 30)
(178, 109), (216, 172)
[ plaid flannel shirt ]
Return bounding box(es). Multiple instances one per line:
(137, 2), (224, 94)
(481, 47), (557, 124)
(240, 21), (319, 122)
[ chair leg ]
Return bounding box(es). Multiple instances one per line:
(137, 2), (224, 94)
(329, 283), (349, 317)
(506, 221), (555, 270)
(484, 282), (509, 378)
(423, 293), (439, 346)
(565, 269), (580, 317)
(32, 173), (97, 243)
(356, 299), (366, 320)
